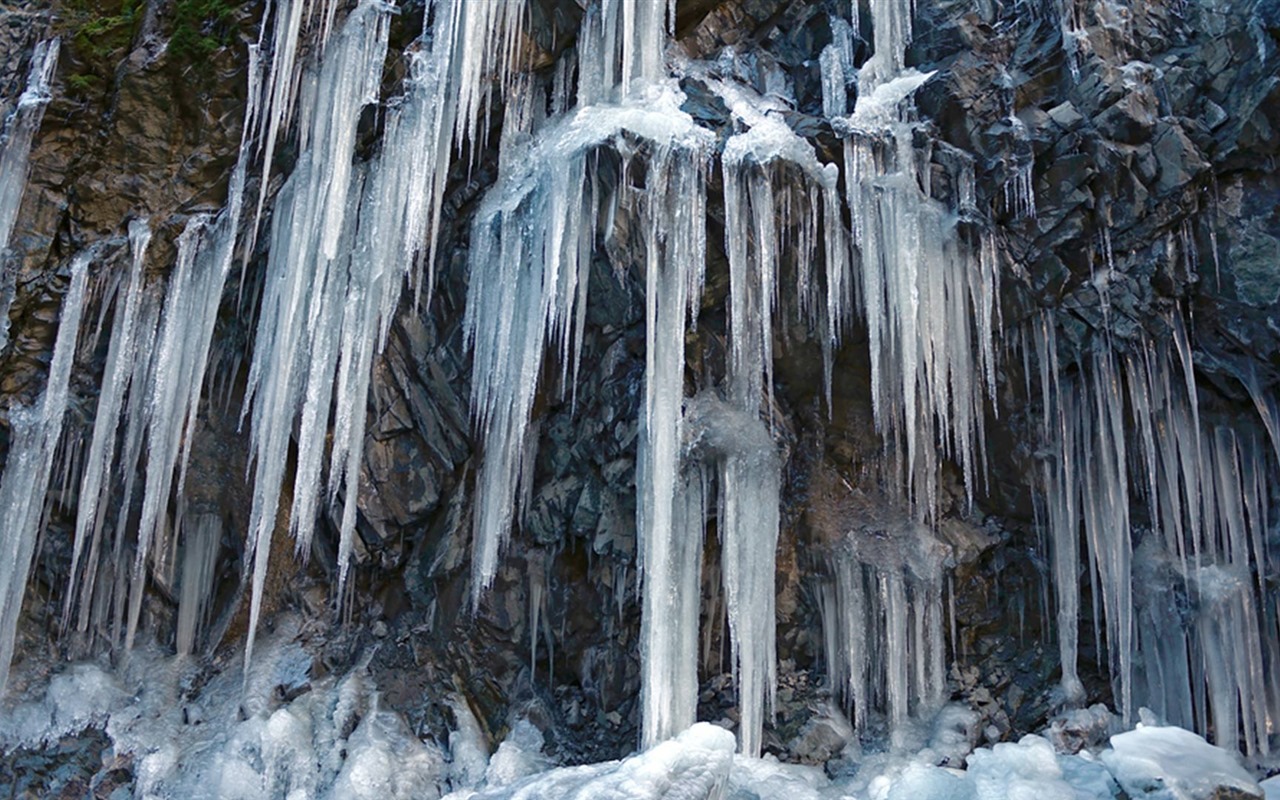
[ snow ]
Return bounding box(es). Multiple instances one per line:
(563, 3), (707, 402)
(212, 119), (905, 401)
(1260, 775), (1280, 800)
(1101, 724), (1262, 800)
(472, 723), (734, 800)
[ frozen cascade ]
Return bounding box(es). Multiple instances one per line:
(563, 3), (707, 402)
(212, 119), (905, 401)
(241, 0), (390, 673)
(242, 0), (542, 677)
(64, 219), (152, 637)
(710, 69), (851, 412)
(463, 82), (712, 603)
(0, 38), (60, 351)
(832, 0), (1000, 517)
(459, 62), (750, 750)
(842, 124), (999, 515)
(818, 488), (949, 746)
(1032, 310), (1278, 754)
(123, 49), (260, 653)
(0, 249), (90, 691)
(54, 44), (262, 658)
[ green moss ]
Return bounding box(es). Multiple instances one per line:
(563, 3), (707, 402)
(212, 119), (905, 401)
(65, 72), (101, 92)
(168, 0), (239, 63)
(66, 0), (140, 60)
(55, 0), (140, 95)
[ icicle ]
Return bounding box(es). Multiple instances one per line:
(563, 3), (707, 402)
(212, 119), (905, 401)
(819, 482), (950, 744)
(1035, 309), (1276, 753)
(1004, 161), (1037, 220)
(65, 220), (151, 630)
(831, 0), (996, 518)
(820, 44), (847, 118)
(242, 1), (391, 675)
(705, 72), (848, 417)
(0, 249), (90, 691)
(858, 0), (914, 93)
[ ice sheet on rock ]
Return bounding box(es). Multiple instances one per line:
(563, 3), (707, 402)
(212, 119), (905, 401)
(0, 663), (122, 747)
(484, 720), (551, 789)
(0, 249), (90, 691)
(473, 723), (734, 800)
(727, 754), (834, 800)
(448, 695), (491, 790)
(1101, 724), (1262, 800)
(848, 70), (935, 128)
(29, 626), (453, 799)
(331, 710), (451, 799)
(0, 38), (59, 259)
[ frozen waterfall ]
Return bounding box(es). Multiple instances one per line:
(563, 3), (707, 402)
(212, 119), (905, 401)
(1, 0), (1278, 788)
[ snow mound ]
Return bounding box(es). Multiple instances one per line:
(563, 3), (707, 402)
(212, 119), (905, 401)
(1101, 723), (1261, 799)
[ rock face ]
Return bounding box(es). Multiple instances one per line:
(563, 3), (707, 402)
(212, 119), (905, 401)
(0, 0), (1278, 792)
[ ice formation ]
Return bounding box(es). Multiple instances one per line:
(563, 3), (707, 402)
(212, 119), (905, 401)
(0, 248), (90, 691)
(833, 4), (1000, 517)
(241, 0), (392, 672)
(0, 0), (1276, 789)
(1031, 310), (1279, 754)
(241, 0), (537, 675)
(820, 499), (950, 746)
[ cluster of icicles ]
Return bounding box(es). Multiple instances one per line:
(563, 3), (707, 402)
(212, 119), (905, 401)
(0, 0), (1276, 762)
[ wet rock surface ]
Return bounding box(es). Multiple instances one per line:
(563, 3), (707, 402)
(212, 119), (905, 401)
(1, 0), (1279, 792)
